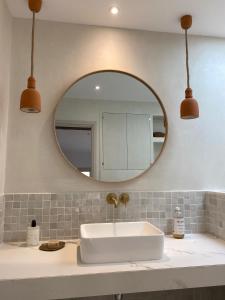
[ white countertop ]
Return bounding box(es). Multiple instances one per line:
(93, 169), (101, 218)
(1, 234), (225, 300)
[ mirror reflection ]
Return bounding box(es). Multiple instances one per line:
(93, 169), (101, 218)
(55, 71), (167, 182)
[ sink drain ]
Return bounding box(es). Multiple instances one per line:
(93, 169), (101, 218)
(114, 294), (123, 300)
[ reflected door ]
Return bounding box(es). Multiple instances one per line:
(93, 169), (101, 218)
(56, 126), (93, 176)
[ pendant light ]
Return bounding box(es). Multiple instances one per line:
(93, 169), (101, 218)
(20, 0), (42, 113)
(180, 15), (199, 119)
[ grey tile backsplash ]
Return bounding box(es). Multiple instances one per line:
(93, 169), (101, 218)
(205, 192), (225, 240)
(3, 191), (206, 242)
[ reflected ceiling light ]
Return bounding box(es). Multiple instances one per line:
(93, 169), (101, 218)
(180, 15), (199, 119)
(95, 85), (100, 90)
(20, 0), (42, 113)
(110, 6), (119, 15)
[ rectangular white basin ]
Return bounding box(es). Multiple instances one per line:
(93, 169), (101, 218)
(80, 221), (164, 264)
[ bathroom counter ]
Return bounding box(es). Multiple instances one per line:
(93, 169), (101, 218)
(1, 234), (225, 300)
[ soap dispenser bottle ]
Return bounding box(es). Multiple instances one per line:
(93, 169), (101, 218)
(27, 219), (40, 246)
(173, 207), (185, 239)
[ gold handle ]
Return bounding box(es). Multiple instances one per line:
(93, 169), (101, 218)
(119, 193), (129, 206)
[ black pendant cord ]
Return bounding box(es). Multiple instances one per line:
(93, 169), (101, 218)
(31, 11), (35, 77)
(185, 29), (190, 89)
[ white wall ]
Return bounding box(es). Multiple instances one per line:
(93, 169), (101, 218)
(0, 0), (12, 194)
(5, 18), (225, 192)
(56, 98), (162, 121)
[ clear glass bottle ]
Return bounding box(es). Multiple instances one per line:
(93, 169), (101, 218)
(173, 207), (185, 239)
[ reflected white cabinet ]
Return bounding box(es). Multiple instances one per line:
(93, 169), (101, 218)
(127, 113), (151, 169)
(101, 112), (152, 181)
(102, 113), (127, 170)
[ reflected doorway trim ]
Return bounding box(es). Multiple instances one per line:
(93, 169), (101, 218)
(55, 120), (97, 179)
(54, 69), (168, 184)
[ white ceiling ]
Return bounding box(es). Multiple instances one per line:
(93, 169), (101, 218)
(5, 0), (225, 38)
(64, 72), (157, 103)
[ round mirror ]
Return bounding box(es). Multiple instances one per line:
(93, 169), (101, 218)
(54, 70), (167, 182)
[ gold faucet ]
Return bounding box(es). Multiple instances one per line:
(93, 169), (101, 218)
(106, 193), (129, 208)
(106, 193), (119, 208)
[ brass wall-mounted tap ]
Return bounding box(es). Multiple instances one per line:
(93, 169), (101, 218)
(106, 193), (119, 208)
(106, 193), (129, 208)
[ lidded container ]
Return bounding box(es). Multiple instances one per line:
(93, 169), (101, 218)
(173, 207), (185, 239)
(27, 219), (40, 246)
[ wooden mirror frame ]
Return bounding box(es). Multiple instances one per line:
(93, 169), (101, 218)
(54, 69), (168, 183)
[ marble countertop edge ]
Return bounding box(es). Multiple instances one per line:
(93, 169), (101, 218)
(0, 234), (225, 299)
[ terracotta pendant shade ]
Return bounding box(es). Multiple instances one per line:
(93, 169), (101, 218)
(180, 15), (199, 119)
(180, 88), (199, 119)
(20, 76), (41, 113)
(29, 0), (42, 13)
(20, 0), (42, 113)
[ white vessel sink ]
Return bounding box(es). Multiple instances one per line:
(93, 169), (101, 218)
(80, 221), (164, 264)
